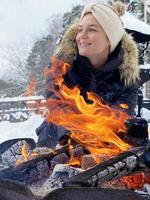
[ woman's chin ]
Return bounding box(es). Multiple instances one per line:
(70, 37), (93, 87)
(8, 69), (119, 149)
(78, 51), (89, 58)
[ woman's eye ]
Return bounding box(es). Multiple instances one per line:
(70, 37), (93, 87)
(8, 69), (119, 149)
(89, 29), (97, 32)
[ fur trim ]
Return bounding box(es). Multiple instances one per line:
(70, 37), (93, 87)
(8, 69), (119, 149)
(54, 20), (79, 64)
(120, 33), (140, 86)
(54, 22), (139, 86)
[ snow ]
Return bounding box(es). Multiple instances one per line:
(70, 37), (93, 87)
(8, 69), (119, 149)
(142, 108), (150, 121)
(0, 95), (44, 103)
(140, 64), (150, 69)
(121, 12), (150, 34)
(0, 113), (44, 144)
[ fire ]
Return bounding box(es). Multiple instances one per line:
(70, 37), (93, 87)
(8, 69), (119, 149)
(120, 103), (128, 110)
(15, 144), (39, 166)
(22, 76), (37, 96)
(66, 139), (82, 167)
(15, 144), (30, 166)
(21, 144), (31, 161)
(44, 57), (131, 161)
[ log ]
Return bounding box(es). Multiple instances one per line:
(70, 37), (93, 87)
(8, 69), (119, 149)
(0, 145), (69, 184)
(63, 143), (150, 187)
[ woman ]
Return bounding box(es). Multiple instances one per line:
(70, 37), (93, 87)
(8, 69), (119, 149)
(36, 2), (140, 148)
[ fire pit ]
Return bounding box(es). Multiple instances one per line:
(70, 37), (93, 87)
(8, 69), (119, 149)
(0, 137), (150, 200)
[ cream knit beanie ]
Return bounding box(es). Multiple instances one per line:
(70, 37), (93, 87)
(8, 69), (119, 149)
(80, 2), (125, 53)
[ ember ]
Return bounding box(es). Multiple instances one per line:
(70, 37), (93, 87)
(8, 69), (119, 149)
(120, 171), (150, 189)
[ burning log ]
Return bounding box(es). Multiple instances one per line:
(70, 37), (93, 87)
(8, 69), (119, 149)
(0, 134), (87, 185)
(81, 154), (108, 170)
(0, 138), (36, 155)
(1, 140), (32, 168)
(63, 143), (150, 188)
(0, 144), (69, 184)
(50, 153), (70, 169)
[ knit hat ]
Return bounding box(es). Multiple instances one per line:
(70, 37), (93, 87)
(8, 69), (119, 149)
(80, 2), (125, 53)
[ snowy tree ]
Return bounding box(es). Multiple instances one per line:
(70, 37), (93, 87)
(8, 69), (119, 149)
(0, 44), (31, 95)
(46, 14), (63, 42)
(26, 14), (64, 95)
(63, 5), (83, 30)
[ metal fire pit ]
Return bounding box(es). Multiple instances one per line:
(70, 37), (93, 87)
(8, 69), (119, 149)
(43, 188), (145, 200)
(0, 138), (36, 154)
(0, 179), (35, 200)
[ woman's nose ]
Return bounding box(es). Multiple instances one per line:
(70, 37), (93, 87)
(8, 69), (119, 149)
(80, 30), (88, 39)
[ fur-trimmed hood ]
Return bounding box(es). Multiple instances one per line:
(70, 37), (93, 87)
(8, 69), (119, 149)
(54, 21), (140, 86)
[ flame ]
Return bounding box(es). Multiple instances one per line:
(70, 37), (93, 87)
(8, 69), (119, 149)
(15, 144), (30, 166)
(15, 144), (39, 166)
(44, 57), (131, 162)
(21, 144), (31, 161)
(66, 157), (81, 167)
(22, 76), (37, 96)
(120, 103), (128, 110)
(66, 139), (82, 167)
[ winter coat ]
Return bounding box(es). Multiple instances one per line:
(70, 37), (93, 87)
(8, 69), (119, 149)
(36, 22), (140, 148)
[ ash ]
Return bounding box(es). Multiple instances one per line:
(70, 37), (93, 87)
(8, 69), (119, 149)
(29, 164), (84, 198)
(135, 184), (150, 200)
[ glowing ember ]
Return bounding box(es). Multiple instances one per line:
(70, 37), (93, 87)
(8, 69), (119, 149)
(44, 57), (131, 162)
(120, 172), (150, 189)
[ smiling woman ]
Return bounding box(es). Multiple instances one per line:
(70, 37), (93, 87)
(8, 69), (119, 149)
(36, 1), (140, 149)
(76, 13), (110, 69)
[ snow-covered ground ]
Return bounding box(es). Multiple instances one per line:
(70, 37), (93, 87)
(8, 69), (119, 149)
(0, 113), (44, 144)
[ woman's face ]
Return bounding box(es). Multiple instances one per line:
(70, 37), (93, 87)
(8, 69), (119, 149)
(76, 13), (110, 63)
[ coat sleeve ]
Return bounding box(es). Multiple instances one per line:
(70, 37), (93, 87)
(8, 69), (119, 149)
(112, 83), (140, 116)
(36, 69), (69, 148)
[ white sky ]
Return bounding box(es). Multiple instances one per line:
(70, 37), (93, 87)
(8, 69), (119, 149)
(0, 0), (83, 76)
(1, 1), (150, 75)
(0, 0), (83, 47)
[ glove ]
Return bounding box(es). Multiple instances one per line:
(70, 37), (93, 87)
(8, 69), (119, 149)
(125, 118), (148, 142)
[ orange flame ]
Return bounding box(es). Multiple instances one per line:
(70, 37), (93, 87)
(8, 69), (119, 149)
(15, 144), (40, 166)
(23, 76), (37, 96)
(66, 157), (81, 167)
(120, 103), (128, 110)
(21, 144), (31, 161)
(15, 144), (31, 166)
(66, 139), (82, 167)
(44, 57), (131, 161)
